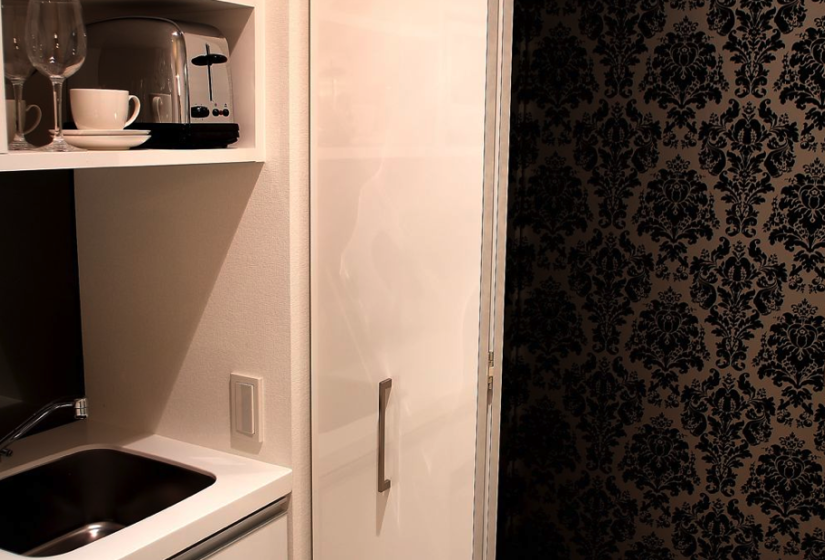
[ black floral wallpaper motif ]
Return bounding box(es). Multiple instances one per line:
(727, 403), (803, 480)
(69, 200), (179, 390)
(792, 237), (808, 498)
(499, 0), (825, 558)
(634, 155), (719, 280)
(643, 17), (729, 147)
(699, 99), (798, 237)
(767, 159), (825, 290)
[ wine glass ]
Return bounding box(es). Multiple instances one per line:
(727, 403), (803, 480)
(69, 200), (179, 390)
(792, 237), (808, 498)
(2, 0), (37, 150)
(25, 0), (86, 152)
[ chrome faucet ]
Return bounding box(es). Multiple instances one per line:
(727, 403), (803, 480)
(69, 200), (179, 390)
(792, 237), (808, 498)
(0, 398), (88, 458)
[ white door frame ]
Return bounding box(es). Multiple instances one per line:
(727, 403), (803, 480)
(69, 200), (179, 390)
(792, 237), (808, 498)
(473, 1), (513, 559)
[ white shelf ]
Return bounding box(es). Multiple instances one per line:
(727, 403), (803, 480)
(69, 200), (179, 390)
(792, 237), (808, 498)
(81, 0), (255, 9)
(0, 0), (264, 173)
(0, 147), (263, 172)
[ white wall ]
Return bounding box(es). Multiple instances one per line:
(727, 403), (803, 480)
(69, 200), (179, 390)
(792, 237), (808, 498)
(73, 0), (311, 559)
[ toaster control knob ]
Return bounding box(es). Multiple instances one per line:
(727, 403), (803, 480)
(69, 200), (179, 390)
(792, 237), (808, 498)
(222, 109), (230, 117)
(213, 108), (220, 117)
(191, 106), (210, 119)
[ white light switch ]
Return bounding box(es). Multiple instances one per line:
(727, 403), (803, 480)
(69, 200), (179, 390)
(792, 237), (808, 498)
(231, 373), (263, 443)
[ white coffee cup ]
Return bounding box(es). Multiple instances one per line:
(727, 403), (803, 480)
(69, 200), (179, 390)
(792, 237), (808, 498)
(5, 99), (41, 141)
(70, 88), (141, 130)
(151, 93), (173, 123)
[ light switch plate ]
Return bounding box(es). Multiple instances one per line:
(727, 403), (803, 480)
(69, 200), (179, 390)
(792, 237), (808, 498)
(230, 373), (264, 443)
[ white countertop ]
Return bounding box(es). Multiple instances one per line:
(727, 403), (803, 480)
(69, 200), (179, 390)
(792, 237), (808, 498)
(0, 421), (292, 560)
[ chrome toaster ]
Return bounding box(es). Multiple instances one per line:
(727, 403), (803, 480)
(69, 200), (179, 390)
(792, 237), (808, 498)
(69, 17), (239, 149)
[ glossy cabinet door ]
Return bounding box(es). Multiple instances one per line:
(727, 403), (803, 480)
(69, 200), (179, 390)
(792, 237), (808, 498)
(311, 1), (490, 559)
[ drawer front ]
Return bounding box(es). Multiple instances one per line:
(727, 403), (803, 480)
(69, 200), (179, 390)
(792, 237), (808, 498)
(170, 499), (288, 560)
(204, 515), (287, 560)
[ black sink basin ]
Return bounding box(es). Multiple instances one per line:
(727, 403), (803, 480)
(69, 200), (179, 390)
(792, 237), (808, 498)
(0, 448), (215, 557)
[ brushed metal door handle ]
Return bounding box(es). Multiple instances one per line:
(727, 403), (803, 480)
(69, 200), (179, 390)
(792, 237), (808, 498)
(378, 378), (392, 493)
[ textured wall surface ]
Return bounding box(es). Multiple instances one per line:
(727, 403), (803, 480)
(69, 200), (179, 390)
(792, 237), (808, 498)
(499, 0), (825, 558)
(74, 1), (311, 559)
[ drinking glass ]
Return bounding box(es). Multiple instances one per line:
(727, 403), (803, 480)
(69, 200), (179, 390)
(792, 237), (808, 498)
(2, 0), (37, 150)
(25, 0), (86, 152)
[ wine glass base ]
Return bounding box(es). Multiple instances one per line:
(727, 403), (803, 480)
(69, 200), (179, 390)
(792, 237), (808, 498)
(8, 139), (39, 151)
(34, 137), (85, 152)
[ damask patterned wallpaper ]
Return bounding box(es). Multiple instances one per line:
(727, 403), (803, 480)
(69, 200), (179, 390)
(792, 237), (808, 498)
(498, 1), (825, 558)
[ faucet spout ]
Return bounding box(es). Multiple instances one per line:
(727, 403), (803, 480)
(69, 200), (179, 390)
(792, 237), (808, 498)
(74, 398), (88, 420)
(0, 397), (89, 458)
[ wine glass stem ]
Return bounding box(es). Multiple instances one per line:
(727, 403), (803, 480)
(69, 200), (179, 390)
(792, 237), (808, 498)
(51, 78), (65, 140)
(12, 80), (26, 142)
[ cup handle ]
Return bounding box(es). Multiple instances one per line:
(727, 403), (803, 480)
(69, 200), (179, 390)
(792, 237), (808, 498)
(24, 104), (41, 134)
(152, 97), (163, 123)
(125, 95), (141, 128)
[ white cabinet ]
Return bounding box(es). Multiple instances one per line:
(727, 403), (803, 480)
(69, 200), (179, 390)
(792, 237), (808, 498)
(201, 515), (287, 560)
(311, 0), (491, 559)
(0, 0), (265, 171)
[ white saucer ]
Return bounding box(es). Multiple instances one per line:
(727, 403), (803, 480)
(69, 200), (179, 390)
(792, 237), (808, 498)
(63, 134), (151, 151)
(63, 129), (150, 136)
